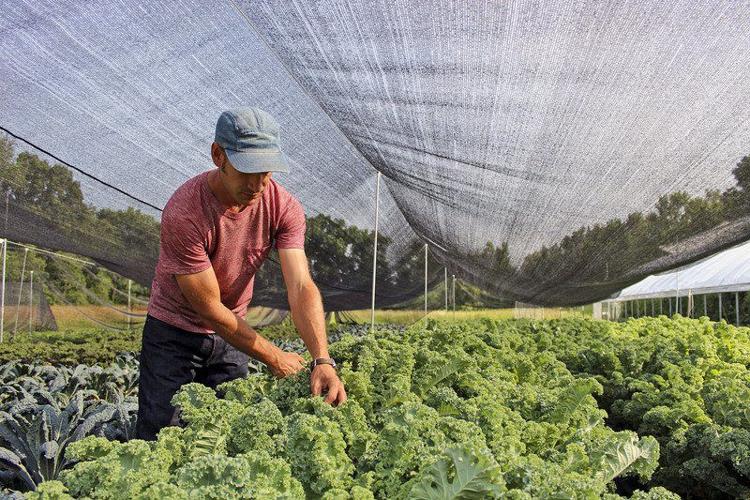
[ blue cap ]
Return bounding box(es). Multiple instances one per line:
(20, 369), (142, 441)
(214, 107), (289, 174)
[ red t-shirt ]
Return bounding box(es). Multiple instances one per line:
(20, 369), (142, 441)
(147, 170), (306, 333)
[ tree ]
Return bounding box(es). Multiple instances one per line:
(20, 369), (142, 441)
(732, 155), (750, 193)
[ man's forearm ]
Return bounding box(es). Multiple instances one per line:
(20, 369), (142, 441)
(199, 303), (283, 368)
(289, 282), (329, 359)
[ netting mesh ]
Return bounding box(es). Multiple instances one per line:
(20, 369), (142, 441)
(2, 1), (750, 308)
(0, 282), (57, 333)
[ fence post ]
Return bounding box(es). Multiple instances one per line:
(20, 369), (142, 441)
(0, 239), (6, 343)
(128, 279), (132, 332)
(444, 268), (448, 312)
(424, 244), (428, 315)
(370, 172), (381, 333)
(28, 271), (33, 332)
(451, 275), (456, 315)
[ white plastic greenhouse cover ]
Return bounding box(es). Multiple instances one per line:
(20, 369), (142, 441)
(614, 240), (750, 300)
(2, 0), (750, 307)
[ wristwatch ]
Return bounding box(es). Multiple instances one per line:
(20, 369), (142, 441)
(309, 357), (337, 371)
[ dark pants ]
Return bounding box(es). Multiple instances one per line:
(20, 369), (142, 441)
(135, 314), (249, 440)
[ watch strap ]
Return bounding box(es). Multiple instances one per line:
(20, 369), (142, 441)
(310, 357), (336, 371)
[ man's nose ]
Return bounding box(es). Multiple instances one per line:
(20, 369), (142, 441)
(248, 177), (269, 192)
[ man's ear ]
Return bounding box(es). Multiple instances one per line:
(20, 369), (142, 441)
(211, 142), (225, 169)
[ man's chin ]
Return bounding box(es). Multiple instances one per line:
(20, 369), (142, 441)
(238, 194), (261, 204)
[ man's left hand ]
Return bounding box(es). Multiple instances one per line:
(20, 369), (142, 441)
(310, 364), (347, 406)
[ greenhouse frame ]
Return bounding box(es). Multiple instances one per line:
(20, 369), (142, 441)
(604, 239), (750, 325)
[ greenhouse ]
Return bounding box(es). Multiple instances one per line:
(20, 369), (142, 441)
(605, 239), (750, 325)
(1, 1), (750, 499)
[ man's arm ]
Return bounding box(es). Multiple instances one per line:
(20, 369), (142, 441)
(174, 266), (305, 378)
(279, 248), (347, 406)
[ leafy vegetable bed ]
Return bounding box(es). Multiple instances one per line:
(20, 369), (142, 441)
(531, 315), (750, 499)
(0, 354), (140, 497)
(20, 320), (672, 499)
(0, 329), (141, 365)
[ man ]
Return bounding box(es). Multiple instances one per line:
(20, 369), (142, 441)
(136, 107), (346, 441)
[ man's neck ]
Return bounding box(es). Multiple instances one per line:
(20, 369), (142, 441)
(207, 170), (247, 213)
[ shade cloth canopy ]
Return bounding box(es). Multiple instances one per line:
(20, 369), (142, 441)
(2, 0), (750, 308)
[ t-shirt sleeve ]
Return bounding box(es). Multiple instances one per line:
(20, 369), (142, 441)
(275, 195), (306, 250)
(159, 202), (212, 275)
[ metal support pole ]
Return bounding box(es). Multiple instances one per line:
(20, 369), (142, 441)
(659, 299), (662, 316)
(704, 295), (707, 318)
(669, 298), (672, 316)
(451, 275), (456, 314)
(14, 248), (28, 334)
(370, 172), (381, 332)
(28, 271), (33, 332)
(0, 239), (6, 343)
(719, 293), (723, 321)
(128, 279), (132, 332)
(736, 292), (740, 326)
(676, 272), (680, 315)
(444, 268), (448, 311)
(424, 244), (428, 314)
(651, 299), (654, 317)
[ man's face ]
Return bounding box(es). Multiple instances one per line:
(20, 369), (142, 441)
(212, 143), (272, 205)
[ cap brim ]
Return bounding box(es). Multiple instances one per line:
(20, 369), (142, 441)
(225, 149), (289, 174)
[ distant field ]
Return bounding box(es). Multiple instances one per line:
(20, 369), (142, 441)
(345, 306), (591, 324)
(44, 305), (591, 330)
(50, 305), (148, 330)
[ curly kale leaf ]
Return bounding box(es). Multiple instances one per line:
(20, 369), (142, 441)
(405, 446), (505, 500)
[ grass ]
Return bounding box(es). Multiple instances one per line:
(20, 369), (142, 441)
(345, 306), (592, 324)
(50, 305), (147, 330)
(46, 304), (592, 330)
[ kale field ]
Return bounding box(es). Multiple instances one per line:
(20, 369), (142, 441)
(2, 316), (749, 499)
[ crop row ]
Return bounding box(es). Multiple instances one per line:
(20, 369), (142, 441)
(4, 316), (747, 498)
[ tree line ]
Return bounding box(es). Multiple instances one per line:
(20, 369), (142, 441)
(467, 155), (750, 304)
(1, 134), (492, 310)
(7, 132), (738, 309)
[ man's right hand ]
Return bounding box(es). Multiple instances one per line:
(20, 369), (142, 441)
(269, 349), (306, 378)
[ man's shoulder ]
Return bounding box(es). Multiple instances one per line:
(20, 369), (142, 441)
(164, 171), (210, 217)
(268, 178), (302, 209)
